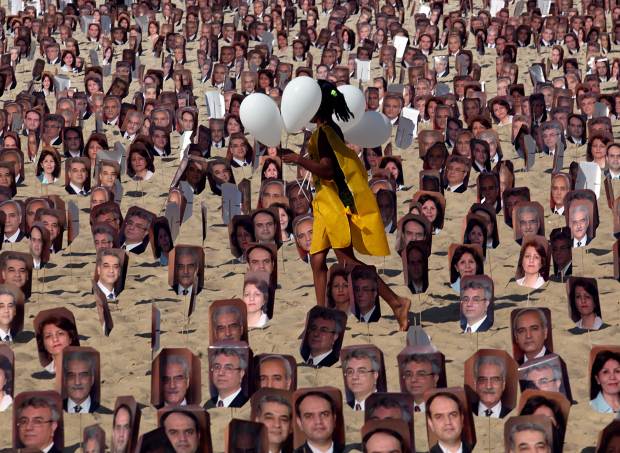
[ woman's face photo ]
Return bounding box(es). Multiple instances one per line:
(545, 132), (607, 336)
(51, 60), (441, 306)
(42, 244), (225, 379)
(243, 282), (265, 315)
(278, 207), (289, 231)
(455, 252), (476, 277)
(157, 228), (172, 252)
(421, 199), (438, 223)
(130, 153), (147, 174)
(330, 275), (349, 304)
(212, 163), (231, 183)
(523, 246), (542, 274)
(596, 358), (620, 395)
(384, 161), (399, 180)
(236, 225), (252, 252)
(264, 162), (279, 179)
(41, 154), (56, 174)
(42, 323), (70, 356)
(574, 285), (595, 317)
(88, 141), (104, 161)
(467, 225), (484, 246)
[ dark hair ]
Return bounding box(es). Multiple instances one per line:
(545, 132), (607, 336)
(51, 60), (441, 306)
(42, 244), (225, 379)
(450, 246), (484, 284)
(230, 216), (256, 258)
(519, 395), (565, 453)
(426, 391), (463, 418)
(590, 350), (620, 399)
(261, 157), (283, 181)
(516, 239), (549, 281)
(417, 194), (444, 230)
(36, 315), (79, 363)
(36, 149), (61, 179)
(363, 428), (404, 453)
(161, 408), (199, 430)
(568, 278), (601, 323)
(295, 390), (336, 415)
(315, 80), (353, 123)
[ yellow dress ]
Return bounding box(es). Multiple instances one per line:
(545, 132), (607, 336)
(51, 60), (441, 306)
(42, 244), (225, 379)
(308, 124), (390, 257)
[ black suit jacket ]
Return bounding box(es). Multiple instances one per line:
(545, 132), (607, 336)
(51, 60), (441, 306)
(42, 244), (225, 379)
(301, 348), (340, 368)
(123, 236), (149, 255)
(7, 230), (26, 243)
(65, 184), (89, 196)
(204, 391), (248, 409)
(63, 397), (100, 413)
(461, 316), (494, 333)
(470, 399), (512, 418)
(430, 442), (472, 453)
(293, 442), (345, 453)
(355, 305), (381, 323)
(443, 182), (467, 193)
(48, 444), (62, 453)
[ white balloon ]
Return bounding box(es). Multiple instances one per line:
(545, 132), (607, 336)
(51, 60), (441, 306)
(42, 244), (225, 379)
(239, 93), (283, 147)
(281, 76), (321, 133)
(343, 111), (391, 148)
(333, 85), (365, 132)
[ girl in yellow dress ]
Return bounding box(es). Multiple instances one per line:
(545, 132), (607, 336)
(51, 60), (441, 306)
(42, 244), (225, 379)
(282, 80), (410, 330)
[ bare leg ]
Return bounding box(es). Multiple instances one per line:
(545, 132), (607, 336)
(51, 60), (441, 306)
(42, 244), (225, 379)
(333, 246), (410, 331)
(310, 249), (329, 306)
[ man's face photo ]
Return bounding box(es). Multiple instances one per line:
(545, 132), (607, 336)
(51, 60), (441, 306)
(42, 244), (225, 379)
(570, 206), (588, 241)
(254, 212), (276, 242)
(112, 407), (131, 453)
(259, 358), (291, 389)
(445, 159), (468, 186)
(212, 352), (244, 395)
(353, 277), (377, 314)
(365, 431), (403, 453)
(308, 316), (338, 356)
(403, 359), (439, 401)
(214, 310), (243, 341)
(525, 366), (561, 393)
(344, 355), (378, 399)
(518, 209), (540, 237)
(427, 396), (464, 446)
(247, 248), (274, 274)
(475, 362), (505, 408)
(1, 203), (20, 235)
(514, 312), (547, 357)
(162, 360), (189, 406)
(103, 99), (120, 121)
(97, 254), (120, 288)
(40, 214), (60, 242)
(175, 252), (198, 288)
(3, 258), (28, 288)
(124, 215), (149, 244)
(256, 401), (291, 449)
(403, 220), (425, 243)
(18, 403), (58, 449)
(509, 427), (550, 453)
(296, 395), (336, 445)
(551, 176), (569, 208)
(100, 165), (118, 188)
(163, 412), (200, 453)
(0, 292), (16, 330)
(460, 286), (489, 325)
(69, 162), (88, 186)
(65, 357), (95, 404)
(382, 97), (402, 121)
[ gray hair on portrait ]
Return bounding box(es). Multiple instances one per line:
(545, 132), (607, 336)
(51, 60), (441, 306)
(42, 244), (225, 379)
(473, 355), (506, 381)
(525, 362), (562, 381)
(401, 353), (440, 375)
(343, 348), (380, 372)
(18, 396), (60, 422)
(162, 354), (189, 379)
(256, 393), (292, 417)
(460, 278), (492, 301)
(259, 355), (292, 379)
(513, 308), (548, 336)
(214, 347), (247, 370)
(213, 304), (241, 324)
(509, 422), (550, 450)
(63, 351), (96, 376)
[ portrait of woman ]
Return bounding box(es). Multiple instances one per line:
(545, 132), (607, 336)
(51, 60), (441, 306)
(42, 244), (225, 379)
(36, 149), (61, 185)
(229, 215), (255, 260)
(413, 192), (445, 234)
(60, 49), (77, 73)
(379, 156), (405, 190)
(516, 237), (549, 289)
(590, 349), (620, 413)
(85, 133), (110, 171)
(243, 273), (271, 328)
(587, 134), (611, 169)
(463, 215), (488, 256)
(261, 157), (282, 181)
(273, 202), (294, 243)
(153, 218), (174, 266)
(470, 204), (500, 249)
(0, 354), (12, 411)
(568, 277), (603, 331)
(326, 264), (351, 314)
(127, 144), (155, 181)
(34, 308), (80, 374)
(41, 72), (55, 96)
(449, 244), (484, 293)
(490, 97), (513, 126)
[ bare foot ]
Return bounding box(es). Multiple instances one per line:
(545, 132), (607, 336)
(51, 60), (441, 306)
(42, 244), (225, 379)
(392, 296), (411, 331)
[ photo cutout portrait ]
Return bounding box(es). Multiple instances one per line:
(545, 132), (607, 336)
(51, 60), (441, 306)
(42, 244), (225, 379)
(350, 265), (381, 323)
(469, 203), (500, 249)
(397, 346), (447, 413)
(227, 418), (268, 453)
(517, 389), (571, 451)
(157, 406), (213, 453)
(518, 354), (571, 400)
(13, 390), (64, 451)
(460, 275), (494, 333)
(402, 240), (431, 295)
(292, 387), (345, 451)
(153, 217), (174, 266)
(549, 227), (572, 282)
(82, 424), (106, 453)
(59, 347), (101, 415)
(34, 207), (66, 254)
(340, 345), (387, 411)
(292, 213), (314, 262)
(151, 348), (202, 408)
(300, 306), (347, 368)
(511, 307), (554, 365)
(512, 201), (545, 244)
(258, 179), (287, 209)
(464, 349), (518, 419)
(549, 173), (571, 216)
(0, 283), (24, 342)
(477, 172), (501, 214)
(119, 206), (155, 255)
(515, 236), (550, 290)
(396, 213), (432, 254)
(228, 215), (255, 261)
(0, 344), (14, 411)
(463, 214), (489, 256)
(250, 388), (294, 453)
(503, 187), (531, 228)
(588, 345), (620, 414)
(325, 263), (354, 315)
(93, 280), (114, 337)
(253, 353), (297, 391)
(361, 419), (413, 453)
(245, 243), (278, 286)
(208, 299), (249, 344)
(504, 415), (554, 453)
(365, 392), (415, 444)
(596, 420), (620, 453)
(206, 157), (233, 196)
(566, 277), (604, 332)
(251, 207), (283, 249)
(206, 342), (251, 409)
(411, 191), (446, 234)
(0, 251), (33, 300)
(443, 155), (472, 193)
(424, 388), (476, 453)
(419, 170), (443, 194)
(168, 245), (205, 296)
(64, 157), (91, 196)
(243, 271), (275, 328)
(111, 396), (141, 453)
(566, 197), (595, 248)
(93, 248), (128, 301)
(29, 222), (52, 270)
(34, 307), (80, 374)
(448, 244), (484, 293)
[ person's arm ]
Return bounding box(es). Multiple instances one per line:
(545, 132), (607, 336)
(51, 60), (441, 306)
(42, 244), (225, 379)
(282, 129), (335, 180)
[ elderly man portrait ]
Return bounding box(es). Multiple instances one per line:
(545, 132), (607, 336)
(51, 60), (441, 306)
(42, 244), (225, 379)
(62, 350), (99, 413)
(121, 209), (152, 254)
(258, 355), (293, 390)
(342, 348), (379, 411)
(301, 308), (343, 367)
(16, 396), (62, 452)
(513, 308), (551, 365)
(401, 353), (440, 413)
(254, 393), (292, 453)
(173, 247), (200, 296)
(460, 277), (493, 333)
(206, 347), (248, 408)
(212, 304), (244, 342)
(472, 355), (511, 418)
(569, 204), (591, 247)
(0, 200), (25, 242)
(160, 354), (191, 407)
(515, 204), (543, 242)
(523, 361), (563, 394)
(507, 420), (552, 453)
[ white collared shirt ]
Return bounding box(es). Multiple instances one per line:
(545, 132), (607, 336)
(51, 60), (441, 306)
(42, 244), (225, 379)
(523, 346), (547, 363)
(97, 280), (115, 300)
(465, 315), (487, 333)
(309, 349), (333, 366)
(165, 398), (187, 407)
(232, 157), (249, 167)
(478, 400), (502, 418)
(609, 170), (620, 180)
(33, 258), (41, 270)
(217, 387), (242, 407)
(573, 235), (588, 248)
(360, 305), (376, 323)
(448, 183), (463, 192)
(123, 241), (143, 252)
(67, 150), (81, 158)
(177, 285), (193, 296)
(307, 441), (334, 453)
(553, 206), (565, 215)
(153, 147), (166, 156)
(69, 182), (86, 195)
(0, 327), (11, 343)
(42, 442), (55, 453)
(414, 401), (426, 412)
(68, 395), (91, 413)
(4, 229), (20, 243)
(436, 442), (463, 453)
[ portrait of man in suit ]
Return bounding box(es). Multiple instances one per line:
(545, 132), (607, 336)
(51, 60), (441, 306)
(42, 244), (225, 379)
(160, 354), (190, 407)
(342, 348), (379, 411)
(173, 247), (201, 296)
(400, 353), (440, 412)
(258, 355), (293, 390)
(95, 249), (122, 301)
(550, 228), (572, 281)
(247, 244), (275, 275)
(0, 200), (24, 242)
(35, 208), (64, 254)
(111, 404), (133, 453)
(507, 420), (552, 453)
(472, 355), (510, 418)
(161, 409), (201, 453)
(212, 304), (244, 342)
(294, 391), (343, 453)
(522, 361), (563, 394)
(426, 392), (472, 453)
(1, 252), (30, 299)
(569, 203), (591, 248)
(352, 266), (380, 323)
(443, 155), (470, 193)
(62, 350), (99, 413)
(65, 158), (90, 196)
(254, 393), (292, 453)
(207, 347), (248, 408)
(512, 308), (551, 365)
(121, 209), (152, 254)
(300, 307), (344, 368)
(381, 93), (413, 149)
(460, 276), (493, 333)
(16, 395), (62, 452)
